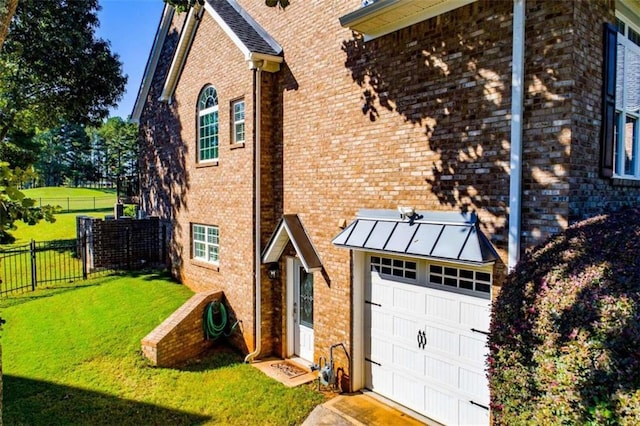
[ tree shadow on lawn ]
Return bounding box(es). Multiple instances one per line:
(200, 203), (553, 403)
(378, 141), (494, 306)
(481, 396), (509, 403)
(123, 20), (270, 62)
(3, 375), (211, 425)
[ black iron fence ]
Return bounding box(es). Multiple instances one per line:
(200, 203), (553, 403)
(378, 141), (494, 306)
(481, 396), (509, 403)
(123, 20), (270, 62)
(0, 217), (167, 297)
(0, 239), (90, 296)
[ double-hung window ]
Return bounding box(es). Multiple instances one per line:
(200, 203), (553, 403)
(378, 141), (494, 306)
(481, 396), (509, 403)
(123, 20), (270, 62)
(198, 86), (219, 162)
(603, 13), (640, 179)
(232, 100), (245, 144)
(192, 224), (219, 264)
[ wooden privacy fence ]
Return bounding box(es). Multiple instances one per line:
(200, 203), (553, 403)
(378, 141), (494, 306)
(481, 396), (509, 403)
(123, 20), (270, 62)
(0, 217), (168, 297)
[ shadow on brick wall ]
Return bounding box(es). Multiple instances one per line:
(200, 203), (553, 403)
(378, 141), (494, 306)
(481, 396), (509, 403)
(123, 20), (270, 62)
(341, 1), (574, 256)
(138, 28), (188, 276)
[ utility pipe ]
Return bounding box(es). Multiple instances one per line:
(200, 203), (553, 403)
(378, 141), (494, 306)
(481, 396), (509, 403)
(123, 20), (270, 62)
(245, 63), (263, 363)
(508, 0), (525, 271)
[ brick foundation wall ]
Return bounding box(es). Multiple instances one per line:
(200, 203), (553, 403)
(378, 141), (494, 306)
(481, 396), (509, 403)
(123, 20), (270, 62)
(141, 290), (223, 367)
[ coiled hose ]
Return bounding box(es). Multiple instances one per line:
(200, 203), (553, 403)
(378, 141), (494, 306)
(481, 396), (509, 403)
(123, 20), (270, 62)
(203, 299), (239, 341)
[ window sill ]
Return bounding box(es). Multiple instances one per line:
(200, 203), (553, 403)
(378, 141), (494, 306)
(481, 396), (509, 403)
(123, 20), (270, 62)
(612, 177), (640, 187)
(190, 259), (220, 272)
(196, 160), (219, 169)
(230, 142), (245, 150)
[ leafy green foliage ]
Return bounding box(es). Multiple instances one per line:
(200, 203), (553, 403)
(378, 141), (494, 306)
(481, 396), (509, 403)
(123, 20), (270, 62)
(489, 208), (640, 425)
(90, 117), (139, 189)
(35, 123), (96, 187)
(164, 0), (289, 13)
(0, 0), (126, 141)
(0, 163), (57, 243)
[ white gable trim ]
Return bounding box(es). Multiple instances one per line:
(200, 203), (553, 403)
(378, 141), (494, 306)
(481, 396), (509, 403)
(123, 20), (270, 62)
(159, 4), (204, 103)
(130, 5), (175, 123)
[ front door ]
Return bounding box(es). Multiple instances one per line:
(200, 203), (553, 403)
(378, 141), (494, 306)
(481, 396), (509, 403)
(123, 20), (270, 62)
(293, 260), (314, 362)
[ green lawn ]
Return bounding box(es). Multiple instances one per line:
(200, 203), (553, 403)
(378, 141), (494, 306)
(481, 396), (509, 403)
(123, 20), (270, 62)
(1, 273), (325, 425)
(23, 186), (116, 213)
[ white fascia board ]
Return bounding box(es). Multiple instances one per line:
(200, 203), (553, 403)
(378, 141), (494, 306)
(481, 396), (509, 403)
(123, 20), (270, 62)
(131, 5), (175, 123)
(159, 5), (203, 103)
(342, 0), (476, 41)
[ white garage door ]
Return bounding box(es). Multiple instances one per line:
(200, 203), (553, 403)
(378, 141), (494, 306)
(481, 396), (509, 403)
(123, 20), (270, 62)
(365, 255), (491, 426)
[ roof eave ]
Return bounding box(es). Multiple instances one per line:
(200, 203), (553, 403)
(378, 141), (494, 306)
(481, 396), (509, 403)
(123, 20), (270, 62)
(130, 5), (175, 123)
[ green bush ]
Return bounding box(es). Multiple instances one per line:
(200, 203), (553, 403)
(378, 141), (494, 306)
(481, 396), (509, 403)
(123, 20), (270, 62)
(489, 208), (640, 425)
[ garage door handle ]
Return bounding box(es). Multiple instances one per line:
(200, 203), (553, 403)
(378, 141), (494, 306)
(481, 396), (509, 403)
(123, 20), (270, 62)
(365, 300), (381, 307)
(470, 400), (489, 410)
(471, 328), (489, 336)
(417, 329), (427, 349)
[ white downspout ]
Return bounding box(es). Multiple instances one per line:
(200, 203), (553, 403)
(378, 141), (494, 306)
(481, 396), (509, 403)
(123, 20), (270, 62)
(508, 0), (525, 271)
(245, 63), (263, 363)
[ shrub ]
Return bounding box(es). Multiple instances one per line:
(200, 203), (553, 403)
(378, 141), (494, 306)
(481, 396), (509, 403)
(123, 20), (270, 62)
(489, 208), (640, 425)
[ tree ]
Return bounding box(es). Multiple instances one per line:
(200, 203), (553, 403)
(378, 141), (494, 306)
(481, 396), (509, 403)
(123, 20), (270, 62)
(0, 0), (126, 142)
(0, 163), (57, 243)
(0, 0), (17, 49)
(91, 117), (139, 197)
(164, 0), (289, 13)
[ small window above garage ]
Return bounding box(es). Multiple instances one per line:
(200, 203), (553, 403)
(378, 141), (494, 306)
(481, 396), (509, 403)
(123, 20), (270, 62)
(339, 0), (476, 40)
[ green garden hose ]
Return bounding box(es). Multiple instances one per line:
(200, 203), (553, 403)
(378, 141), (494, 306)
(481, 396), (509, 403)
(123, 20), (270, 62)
(203, 300), (238, 340)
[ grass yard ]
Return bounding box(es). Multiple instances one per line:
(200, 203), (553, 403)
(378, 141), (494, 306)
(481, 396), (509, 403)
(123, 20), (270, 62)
(1, 273), (325, 425)
(23, 186), (116, 212)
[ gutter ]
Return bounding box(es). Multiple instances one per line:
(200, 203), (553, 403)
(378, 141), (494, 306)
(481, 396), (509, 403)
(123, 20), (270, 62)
(508, 0), (525, 271)
(245, 63), (263, 363)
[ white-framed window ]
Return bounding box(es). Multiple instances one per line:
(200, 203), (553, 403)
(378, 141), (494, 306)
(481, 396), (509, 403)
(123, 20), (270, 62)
(232, 99), (245, 144)
(192, 224), (219, 264)
(370, 255), (417, 280)
(428, 264), (491, 295)
(198, 86), (219, 162)
(614, 14), (640, 178)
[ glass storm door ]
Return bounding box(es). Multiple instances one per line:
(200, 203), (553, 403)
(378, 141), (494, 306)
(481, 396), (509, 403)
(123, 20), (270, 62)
(294, 264), (314, 361)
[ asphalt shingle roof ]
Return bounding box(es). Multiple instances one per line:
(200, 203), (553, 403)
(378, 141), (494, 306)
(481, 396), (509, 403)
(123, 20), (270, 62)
(206, 0), (281, 56)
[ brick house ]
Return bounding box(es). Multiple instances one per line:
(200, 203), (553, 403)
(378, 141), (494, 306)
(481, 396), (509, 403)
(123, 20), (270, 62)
(132, 0), (640, 424)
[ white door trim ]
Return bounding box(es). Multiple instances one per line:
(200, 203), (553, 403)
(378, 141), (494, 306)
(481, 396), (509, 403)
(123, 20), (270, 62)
(286, 257), (295, 358)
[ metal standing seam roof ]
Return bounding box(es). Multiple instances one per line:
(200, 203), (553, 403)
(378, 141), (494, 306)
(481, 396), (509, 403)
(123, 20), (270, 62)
(332, 209), (499, 265)
(206, 0), (282, 56)
(262, 215), (323, 273)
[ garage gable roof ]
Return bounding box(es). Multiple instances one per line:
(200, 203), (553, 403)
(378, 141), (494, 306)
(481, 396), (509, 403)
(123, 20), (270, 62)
(262, 215), (323, 273)
(333, 209), (498, 265)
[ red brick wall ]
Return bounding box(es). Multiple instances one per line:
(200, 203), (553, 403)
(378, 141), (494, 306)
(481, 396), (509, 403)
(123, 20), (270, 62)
(141, 290), (223, 367)
(139, 0), (640, 365)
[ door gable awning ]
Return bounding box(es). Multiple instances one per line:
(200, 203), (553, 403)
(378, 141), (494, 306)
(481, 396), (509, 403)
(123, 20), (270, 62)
(333, 209), (499, 266)
(262, 214), (322, 273)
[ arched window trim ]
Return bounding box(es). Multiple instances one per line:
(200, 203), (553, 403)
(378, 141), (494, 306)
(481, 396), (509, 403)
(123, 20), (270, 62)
(197, 85), (219, 162)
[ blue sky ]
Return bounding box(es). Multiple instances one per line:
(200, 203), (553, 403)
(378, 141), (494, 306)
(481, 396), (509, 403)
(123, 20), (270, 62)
(96, 0), (165, 119)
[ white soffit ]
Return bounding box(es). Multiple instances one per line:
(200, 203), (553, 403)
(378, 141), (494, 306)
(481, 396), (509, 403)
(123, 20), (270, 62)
(339, 0), (477, 40)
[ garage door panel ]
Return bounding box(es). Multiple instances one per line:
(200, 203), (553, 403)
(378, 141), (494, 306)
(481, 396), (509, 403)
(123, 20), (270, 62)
(370, 308), (392, 335)
(425, 386), (458, 425)
(460, 334), (488, 363)
(370, 335), (392, 364)
(459, 367), (489, 404)
(426, 293), (459, 323)
(426, 324), (459, 356)
(460, 301), (491, 331)
(393, 314), (421, 344)
(393, 343), (425, 376)
(425, 355), (457, 387)
(393, 286), (426, 315)
(394, 372), (426, 413)
(368, 363), (392, 395)
(459, 400), (490, 425)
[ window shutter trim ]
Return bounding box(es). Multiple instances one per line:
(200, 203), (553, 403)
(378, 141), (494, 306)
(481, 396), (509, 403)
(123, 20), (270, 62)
(601, 23), (617, 178)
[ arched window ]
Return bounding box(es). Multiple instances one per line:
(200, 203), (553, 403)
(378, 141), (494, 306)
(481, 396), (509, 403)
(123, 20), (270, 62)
(198, 86), (219, 161)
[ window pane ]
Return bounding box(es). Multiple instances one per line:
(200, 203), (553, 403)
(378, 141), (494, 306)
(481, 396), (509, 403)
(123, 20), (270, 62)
(625, 48), (640, 113)
(405, 271), (416, 280)
(194, 241), (206, 258)
(430, 275), (442, 285)
(444, 277), (457, 287)
(371, 256), (380, 264)
(624, 115), (637, 175)
(430, 265), (442, 274)
(444, 267), (457, 277)
(476, 272), (491, 282)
